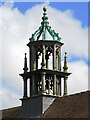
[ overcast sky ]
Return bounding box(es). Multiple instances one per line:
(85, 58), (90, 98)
(0, 1), (88, 110)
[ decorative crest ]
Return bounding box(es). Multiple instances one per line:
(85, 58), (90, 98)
(29, 7), (61, 42)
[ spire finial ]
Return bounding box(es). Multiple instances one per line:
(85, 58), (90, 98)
(63, 52), (68, 72)
(23, 53), (28, 73)
(25, 53), (26, 57)
(42, 7), (48, 40)
(43, 7), (47, 12)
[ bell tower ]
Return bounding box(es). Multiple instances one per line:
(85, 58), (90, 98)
(20, 7), (71, 118)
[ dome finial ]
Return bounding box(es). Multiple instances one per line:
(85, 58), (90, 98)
(43, 7), (47, 12)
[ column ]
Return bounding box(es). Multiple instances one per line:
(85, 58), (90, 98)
(41, 72), (46, 93)
(58, 78), (61, 96)
(64, 76), (68, 96)
(53, 44), (56, 70)
(36, 55), (38, 70)
(56, 80), (58, 95)
(38, 81), (41, 92)
(46, 55), (49, 69)
(58, 55), (60, 71)
(51, 80), (53, 90)
(58, 80), (60, 96)
(30, 48), (31, 71)
(32, 75), (36, 96)
(56, 55), (58, 70)
(41, 45), (46, 69)
(30, 46), (36, 71)
(53, 75), (56, 95)
(58, 47), (61, 71)
(38, 81), (40, 93)
(59, 78), (61, 96)
(30, 78), (32, 97)
(48, 79), (50, 94)
(23, 77), (28, 98)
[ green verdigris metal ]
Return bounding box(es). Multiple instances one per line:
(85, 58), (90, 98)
(29, 7), (61, 42)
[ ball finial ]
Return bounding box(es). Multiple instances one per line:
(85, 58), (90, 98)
(43, 7), (47, 12)
(25, 53), (26, 57)
(65, 52), (67, 57)
(65, 52), (67, 55)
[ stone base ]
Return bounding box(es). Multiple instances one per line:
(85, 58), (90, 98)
(20, 94), (56, 118)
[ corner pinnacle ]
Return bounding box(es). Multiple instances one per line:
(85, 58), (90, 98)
(63, 52), (68, 72)
(23, 53), (28, 73)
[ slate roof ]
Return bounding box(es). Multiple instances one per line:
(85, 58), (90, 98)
(0, 90), (89, 119)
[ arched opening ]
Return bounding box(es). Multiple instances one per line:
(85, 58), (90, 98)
(36, 47), (42, 69)
(46, 80), (49, 89)
(45, 46), (53, 70)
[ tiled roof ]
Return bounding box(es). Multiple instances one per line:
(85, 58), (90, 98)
(1, 106), (21, 118)
(0, 90), (89, 119)
(41, 90), (89, 118)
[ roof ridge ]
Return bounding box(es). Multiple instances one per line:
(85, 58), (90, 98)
(55, 90), (90, 100)
(1, 106), (21, 111)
